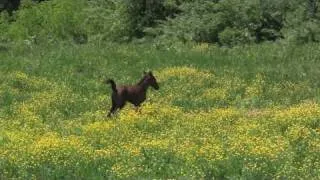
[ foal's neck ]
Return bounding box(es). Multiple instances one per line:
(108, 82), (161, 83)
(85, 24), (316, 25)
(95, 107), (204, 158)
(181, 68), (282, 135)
(137, 77), (149, 90)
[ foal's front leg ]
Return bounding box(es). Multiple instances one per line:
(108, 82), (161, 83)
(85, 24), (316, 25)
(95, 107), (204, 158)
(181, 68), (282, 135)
(134, 103), (142, 114)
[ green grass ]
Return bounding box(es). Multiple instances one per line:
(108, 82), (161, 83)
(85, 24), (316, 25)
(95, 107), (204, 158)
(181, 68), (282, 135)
(0, 42), (320, 179)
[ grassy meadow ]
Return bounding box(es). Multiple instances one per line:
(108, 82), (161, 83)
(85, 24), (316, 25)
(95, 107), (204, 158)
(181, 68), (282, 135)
(0, 42), (320, 179)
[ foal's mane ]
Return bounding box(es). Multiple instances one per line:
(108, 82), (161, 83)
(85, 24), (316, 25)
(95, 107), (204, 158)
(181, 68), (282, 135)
(137, 75), (147, 86)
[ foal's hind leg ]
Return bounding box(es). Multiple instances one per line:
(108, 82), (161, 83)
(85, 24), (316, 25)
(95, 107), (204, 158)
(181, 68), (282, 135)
(107, 99), (118, 117)
(107, 105), (117, 117)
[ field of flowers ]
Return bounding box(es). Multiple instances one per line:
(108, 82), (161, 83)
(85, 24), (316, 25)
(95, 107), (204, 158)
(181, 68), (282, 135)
(0, 42), (319, 179)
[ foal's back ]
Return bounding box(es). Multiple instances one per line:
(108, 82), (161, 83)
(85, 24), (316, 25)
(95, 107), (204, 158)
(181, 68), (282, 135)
(116, 85), (147, 105)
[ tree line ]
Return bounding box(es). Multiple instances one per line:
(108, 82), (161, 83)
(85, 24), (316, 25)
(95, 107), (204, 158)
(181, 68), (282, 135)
(0, 0), (319, 46)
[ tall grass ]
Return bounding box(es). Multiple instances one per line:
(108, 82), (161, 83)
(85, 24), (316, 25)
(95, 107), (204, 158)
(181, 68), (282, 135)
(0, 42), (320, 178)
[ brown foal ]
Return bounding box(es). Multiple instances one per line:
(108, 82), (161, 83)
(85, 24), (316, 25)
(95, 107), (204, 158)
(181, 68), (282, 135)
(106, 71), (159, 117)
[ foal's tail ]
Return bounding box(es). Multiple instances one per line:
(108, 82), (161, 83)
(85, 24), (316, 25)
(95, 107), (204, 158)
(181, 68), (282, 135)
(106, 79), (117, 92)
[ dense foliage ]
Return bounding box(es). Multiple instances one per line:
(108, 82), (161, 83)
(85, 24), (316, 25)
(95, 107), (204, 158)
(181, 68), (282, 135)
(0, 0), (319, 45)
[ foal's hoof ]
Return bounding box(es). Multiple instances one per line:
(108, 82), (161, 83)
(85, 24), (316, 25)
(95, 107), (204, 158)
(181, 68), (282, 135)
(106, 113), (112, 119)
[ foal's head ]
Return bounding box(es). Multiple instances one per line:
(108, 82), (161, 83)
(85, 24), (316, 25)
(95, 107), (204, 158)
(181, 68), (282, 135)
(140, 71), (159, 90)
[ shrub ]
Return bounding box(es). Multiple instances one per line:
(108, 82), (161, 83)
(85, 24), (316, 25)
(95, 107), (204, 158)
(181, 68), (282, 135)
(84, 0), (131, 42)
(218, 27), (253, 47)
(283, 0), (320, 43)
(6, 0), (87, 44)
